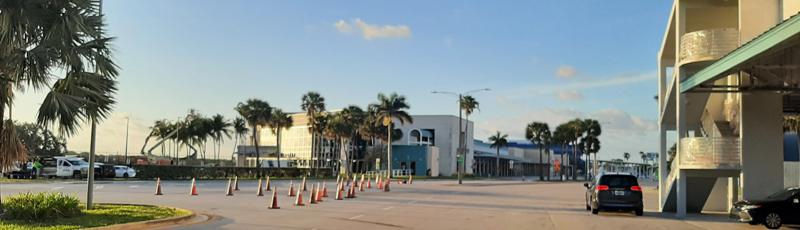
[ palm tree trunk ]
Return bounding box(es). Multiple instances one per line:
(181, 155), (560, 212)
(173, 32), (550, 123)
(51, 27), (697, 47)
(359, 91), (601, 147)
(87, 116), (97, 210)
(276, 129), (282, 170)
(495, 148), (500, 177)
(387, 122), (393, 178)
(538, 143), (543, 180)
(547, 148), (551, 181)
(572, 140), (578, 180)
(253, 126), (261, 177)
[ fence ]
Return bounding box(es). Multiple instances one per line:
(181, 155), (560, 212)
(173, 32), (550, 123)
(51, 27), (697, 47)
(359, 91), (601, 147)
(130, 165), (334, 180)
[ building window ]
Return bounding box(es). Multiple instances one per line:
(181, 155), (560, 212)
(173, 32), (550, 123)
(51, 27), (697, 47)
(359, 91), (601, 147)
(409, 129), (434, 146)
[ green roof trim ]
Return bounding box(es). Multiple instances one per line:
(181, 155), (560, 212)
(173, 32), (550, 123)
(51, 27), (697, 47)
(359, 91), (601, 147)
(680, 14), (800, 93)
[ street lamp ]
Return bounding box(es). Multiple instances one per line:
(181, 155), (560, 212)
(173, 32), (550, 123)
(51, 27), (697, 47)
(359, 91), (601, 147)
(432, 88), (490, 185)
(125, 117), (130, 165)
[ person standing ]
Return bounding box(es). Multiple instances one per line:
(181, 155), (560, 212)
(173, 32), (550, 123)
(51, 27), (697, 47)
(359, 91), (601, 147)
(31, 159), (42, 179)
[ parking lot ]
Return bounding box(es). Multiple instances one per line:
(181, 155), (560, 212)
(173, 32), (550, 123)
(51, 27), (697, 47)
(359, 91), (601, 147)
(0, 179), (766, 230)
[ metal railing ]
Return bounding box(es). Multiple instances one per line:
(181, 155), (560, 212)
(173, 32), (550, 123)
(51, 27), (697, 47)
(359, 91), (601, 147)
(679, 137), (741, 168)
(701, 109), (721, 138)
(365, 169), (410, 177)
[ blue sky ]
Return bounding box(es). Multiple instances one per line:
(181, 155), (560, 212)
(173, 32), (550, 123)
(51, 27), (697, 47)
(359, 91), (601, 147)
(13, 0), (674, 160)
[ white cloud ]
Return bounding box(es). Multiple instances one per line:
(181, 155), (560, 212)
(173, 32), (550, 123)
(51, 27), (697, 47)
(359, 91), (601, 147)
(555, 90), (584, 101)
(508, 71), (656, 99)
(556, 65), (578, 78)
(352, 18), (412, 40)
(334, 20), (353, 34)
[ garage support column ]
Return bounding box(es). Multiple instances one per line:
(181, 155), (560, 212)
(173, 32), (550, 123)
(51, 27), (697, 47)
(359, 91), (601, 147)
(728, 177), (739, 212)
(740, 93), (783, 200)
(659, 124), (667, 212)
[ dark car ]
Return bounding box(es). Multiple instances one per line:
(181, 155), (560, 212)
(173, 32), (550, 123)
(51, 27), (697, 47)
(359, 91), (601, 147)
(95, 163), (116, 178)
(730, 187), (800, 229)
(584, 173), (644, 216)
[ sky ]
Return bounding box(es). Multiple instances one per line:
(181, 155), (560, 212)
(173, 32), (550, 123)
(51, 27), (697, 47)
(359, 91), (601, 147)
(12, 0), (675, 161)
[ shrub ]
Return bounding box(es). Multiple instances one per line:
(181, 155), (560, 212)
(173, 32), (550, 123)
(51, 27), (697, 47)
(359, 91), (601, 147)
(130, 165), (334, 180)
(2, 191), (81, 221)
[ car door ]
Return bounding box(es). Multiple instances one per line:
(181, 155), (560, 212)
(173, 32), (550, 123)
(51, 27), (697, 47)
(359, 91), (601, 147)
(114, 167), (122, 177)
(787, 193), (800, 224)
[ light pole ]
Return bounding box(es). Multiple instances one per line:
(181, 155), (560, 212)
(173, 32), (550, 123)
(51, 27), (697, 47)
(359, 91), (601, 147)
(432, 88), (490, 185)
(125, 117), (130, 165)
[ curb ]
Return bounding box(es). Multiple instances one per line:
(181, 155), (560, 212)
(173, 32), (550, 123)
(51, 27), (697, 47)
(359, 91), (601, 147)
(86, 204), (199, 230)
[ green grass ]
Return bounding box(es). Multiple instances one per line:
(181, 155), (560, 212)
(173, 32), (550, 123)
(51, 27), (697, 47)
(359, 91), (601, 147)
(0, 204), (188, 230)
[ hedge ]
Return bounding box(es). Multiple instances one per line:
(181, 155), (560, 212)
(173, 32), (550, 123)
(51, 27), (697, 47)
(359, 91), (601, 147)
(130, 165), (334, 180)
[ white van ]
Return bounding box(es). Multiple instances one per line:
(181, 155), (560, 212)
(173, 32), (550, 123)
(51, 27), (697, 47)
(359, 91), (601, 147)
(40, 157), (91, 179)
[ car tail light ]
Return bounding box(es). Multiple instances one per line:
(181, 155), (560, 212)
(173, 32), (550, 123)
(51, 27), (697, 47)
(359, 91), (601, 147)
(631, 186), (643, 191)
(596, 185), (609, 191)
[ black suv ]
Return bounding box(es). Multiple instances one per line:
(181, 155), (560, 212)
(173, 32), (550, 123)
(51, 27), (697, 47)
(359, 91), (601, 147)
(95, 163), (116, 178)
(730, 187), (800, 229)
(584, 173), (644, 216)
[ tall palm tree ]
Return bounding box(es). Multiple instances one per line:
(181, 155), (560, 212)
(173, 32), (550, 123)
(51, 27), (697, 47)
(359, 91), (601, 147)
(301, 92), (325, 168)
(372, 93), (413, 178)
(624, 152), (631, 162)
(526, 122), (551, 180)
(210, 114), (231, 161)
(235, 99), (272, 176)
(640, 151), (646, 164)
(488, 131), (509, 177)
(340, 105), (365, 174)
(326, 113), (351, 173)
(460, 96), (480, 163)
(310, 113), (328, 167)
(567, 119), (586, 180)
(231, 117), (249, 161)
(268, 109), (293, 170)
(543, 130), (553, 180)
(5, 0), (121, 211)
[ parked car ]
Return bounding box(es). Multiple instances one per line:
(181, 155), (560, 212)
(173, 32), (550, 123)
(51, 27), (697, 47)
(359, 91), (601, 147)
(114, 166), (136, 178)
(584, 173), (644, 216)
(40, 156), (91, 179)
(94, 163), (116, 178)
(730, 187), (800, 229)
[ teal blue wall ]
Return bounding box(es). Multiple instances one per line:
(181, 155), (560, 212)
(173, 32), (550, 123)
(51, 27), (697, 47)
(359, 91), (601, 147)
(391, 145), (428, 176)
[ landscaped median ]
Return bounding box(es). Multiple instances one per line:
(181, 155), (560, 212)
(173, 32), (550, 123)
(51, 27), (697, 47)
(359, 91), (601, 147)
(0, 192), (192, 230)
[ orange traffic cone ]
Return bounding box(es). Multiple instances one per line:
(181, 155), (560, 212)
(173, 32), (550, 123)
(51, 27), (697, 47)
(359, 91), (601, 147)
(268, 186), (280, 209)
(409, 175), (413, 184)
(360, 174), (365, 185)
(522, 175), (525, 181)
(341, 179), (346, 191)
(316, 182), (323, 202)
(309, 185), (317, 204)
(294, 188), (305, 206)
(345, 186), (355, 198)
(397, 179), (403, 185)
(155, 178), (163, 195)
(189, 178), (198, 195)
(302, 177), (308, 191)
(359, 180), (364, 191)
(322, 180), (329, 197)
(367, 179), (372, 188)
(266, 176), (272, 191)
(256, 179), (264, 196)
(384, 179), (390, 192)
(346, 176), (350, 186)
(335, 184), (343, 200)
(288, 180), (296, 197)
(378, 179), (383, 189)
(226, 179), (234, 196)
(234, 176), (240, 191)
(336, 175), (340, 185)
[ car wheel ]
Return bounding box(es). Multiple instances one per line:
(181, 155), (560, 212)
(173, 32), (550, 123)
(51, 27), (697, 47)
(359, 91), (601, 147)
(72, 171), (82, 180)
(123, 173), (129, 179)
(635, 208), (643, 216)
(764, 212), (782, 229)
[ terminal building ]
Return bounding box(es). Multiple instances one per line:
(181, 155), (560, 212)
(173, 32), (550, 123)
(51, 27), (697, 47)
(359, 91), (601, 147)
(657, 0), (800, 217)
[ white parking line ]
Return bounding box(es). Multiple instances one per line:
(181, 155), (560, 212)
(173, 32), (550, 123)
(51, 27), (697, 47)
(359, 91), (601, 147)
(409, 201), (417, 204)
(52, 187), (63, 190)
(95, 186), (104, 189)
(426, 196), (433, 200)
(130, 185), (139, 188)
(348, 215), (364, 220)
(383, 206), (394, 210)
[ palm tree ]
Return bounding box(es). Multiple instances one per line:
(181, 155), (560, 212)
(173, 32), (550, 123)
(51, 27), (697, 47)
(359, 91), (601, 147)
(235, 99), (272, 175)
(340, 105), (365, 174)
(580, 119), (602, 177)
(567, 119), (586, 180)
(526, 122), (551, 180)
(210, 114), (231, 161)
(6, 1), (121, 211)
(310, 114), (328, 167)
(268, 109), (293, 170)
(624, 152), (631, 162)
(301, 92), (326, 168)
(231, 117), (249, 161)
(543, 130), (553, 180)
(326, 113), (351, 173)
(553, 123), (572, 179)
(640, 151), (646, 164)
(460, 96), (480, 163)
(372, 93), (413, 178)
(488, 131), (509, 177)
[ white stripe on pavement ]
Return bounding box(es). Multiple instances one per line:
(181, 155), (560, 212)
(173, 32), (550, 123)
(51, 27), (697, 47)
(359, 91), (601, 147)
(52, 187), (63, 190)
(349, 215), (364, 220)
(383, 206), (394, 210)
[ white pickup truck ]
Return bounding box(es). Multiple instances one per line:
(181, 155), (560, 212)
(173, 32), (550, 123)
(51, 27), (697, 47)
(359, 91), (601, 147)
(40, 156), (91, 179)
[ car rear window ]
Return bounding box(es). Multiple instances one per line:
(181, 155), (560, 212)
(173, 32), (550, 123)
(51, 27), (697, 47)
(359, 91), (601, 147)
(599, 175), (639, 188)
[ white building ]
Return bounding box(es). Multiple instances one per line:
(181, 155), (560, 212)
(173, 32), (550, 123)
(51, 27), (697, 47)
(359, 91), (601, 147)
(392, 115), (474, 176)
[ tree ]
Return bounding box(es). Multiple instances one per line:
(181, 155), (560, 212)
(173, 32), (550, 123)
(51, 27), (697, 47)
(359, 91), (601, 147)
(526, 122), (550, 180)
(235, 99), (272, 176)
(553, 123), (573, 179)
(372, 93), (412, 178)
(460, 95), (480, 171)
(640, 151), (646, 164)
(326, 113), (350, 173)
(567, 119), (586, 180)
(231, 117), (249, 161)
(623, 152), (631, 162)
(340, 105), (365, 174)
(309, 113), (328, 167)
(210, 114), (231, 161)
(9, 0), (122, 211)
(268, 109), (293, 170)
(667, 143), (677, 171)
(488, 131), (509, 177)
(582, 119), (602, 177)
(16, 122), (67, 157)
(301, 92), (325, 168)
